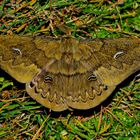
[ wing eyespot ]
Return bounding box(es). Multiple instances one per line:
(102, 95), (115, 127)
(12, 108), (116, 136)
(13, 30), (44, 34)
(12, 48), (22, 56)
(44, 76), (53, 83)
(87, 74), (97, 81)
(113, 51), (124, 59)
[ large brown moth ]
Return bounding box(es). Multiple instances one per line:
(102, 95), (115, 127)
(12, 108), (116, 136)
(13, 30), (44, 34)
(0, 35), (140, 111)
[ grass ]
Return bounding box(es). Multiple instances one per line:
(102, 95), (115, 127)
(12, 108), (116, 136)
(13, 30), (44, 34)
(0, 0), (140, 139)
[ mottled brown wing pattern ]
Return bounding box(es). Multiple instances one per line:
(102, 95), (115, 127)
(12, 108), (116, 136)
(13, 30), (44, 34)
(0, 35), (140, 111)
(0, 35), (59, 82)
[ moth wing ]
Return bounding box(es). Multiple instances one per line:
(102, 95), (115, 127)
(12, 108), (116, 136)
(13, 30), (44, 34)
(0, 35), (58, 83)
(26, 37), (140, 111)
(91, 38), (140, 86)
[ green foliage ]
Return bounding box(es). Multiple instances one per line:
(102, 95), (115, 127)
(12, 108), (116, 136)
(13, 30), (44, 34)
(0, 77), (13, 91)
(0, 0), (140, 139)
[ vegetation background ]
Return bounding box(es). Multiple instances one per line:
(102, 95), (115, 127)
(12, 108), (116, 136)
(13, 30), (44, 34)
(0, 0), (140, 139)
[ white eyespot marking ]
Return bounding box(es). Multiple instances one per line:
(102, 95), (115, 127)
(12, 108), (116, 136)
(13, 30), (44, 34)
(88, 74), (97, 81)
(44, 76), (53, 83)
(113, 51), (124, 59)
(12, 48), (22, 55)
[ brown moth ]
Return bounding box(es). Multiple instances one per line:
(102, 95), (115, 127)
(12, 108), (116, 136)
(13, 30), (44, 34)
(0, 35), (140, 111)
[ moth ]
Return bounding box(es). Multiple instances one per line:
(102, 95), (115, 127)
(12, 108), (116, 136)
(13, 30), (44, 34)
(0, 35), (140, 111)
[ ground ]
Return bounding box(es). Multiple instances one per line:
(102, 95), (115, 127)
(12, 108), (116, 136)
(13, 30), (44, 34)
(0, 0), (140, 139)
